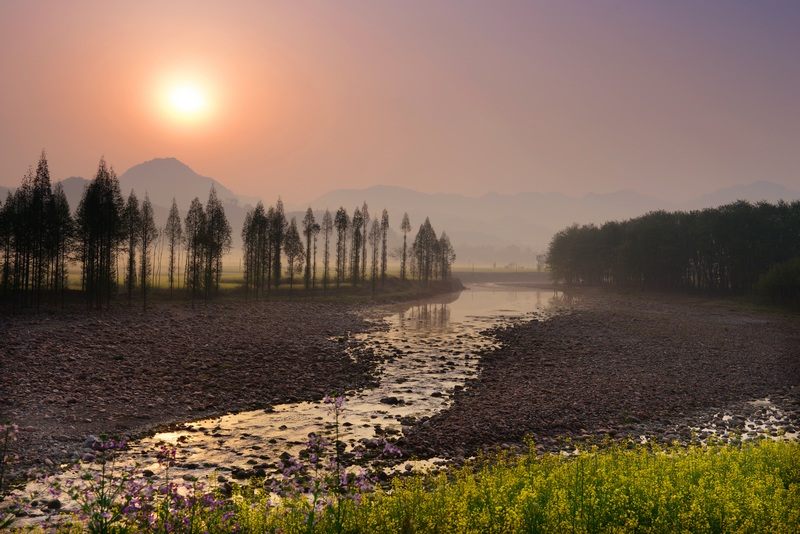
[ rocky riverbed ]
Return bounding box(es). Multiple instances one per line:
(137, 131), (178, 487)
(2, 287), (798, 489)
(400, 288), (800, 460)
(0, 301), (384, 482)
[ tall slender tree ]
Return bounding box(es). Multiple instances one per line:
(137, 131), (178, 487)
(284, 217), (304, 296)
(47, 182), (73, 305)
(139, 194), (158, 309)
(269, 198), (287, 290)
(184, 197), (206, 306)
(412, 217), (437, 285)
(164, 198), (183, 296)
(302, 207), (317, 289)
(350, 207), (364, 286)
(30, 151), (53, 309)
(369, 219), (380, 295)
(122, 191), (141, 305)
(361, 202), (369, 283)
(321, 209), (333, 293)
(311, 219), (320, 291)
(400, 212), (411, 282)
(438, 232), (456, 283)
(77, 158), (125, 309)
(334, 207), (349, 290)
(380, 208), (389, 286)
(241, 201), (269, 299)
(204, 186), (232, 298)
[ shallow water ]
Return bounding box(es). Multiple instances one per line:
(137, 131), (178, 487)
(17, 283), (562, 510)
(124, 284), (563, 481)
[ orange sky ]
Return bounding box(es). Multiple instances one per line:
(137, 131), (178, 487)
(1, 1), (798, 205)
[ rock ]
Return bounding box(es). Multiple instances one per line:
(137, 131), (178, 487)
(46, 499), (62, 510)
(380, 397), (401, 405)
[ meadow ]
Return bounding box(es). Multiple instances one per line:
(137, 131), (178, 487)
(2, 421), (798, 533)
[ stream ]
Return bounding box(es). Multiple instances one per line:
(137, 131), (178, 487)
(18, 283), (562, 517)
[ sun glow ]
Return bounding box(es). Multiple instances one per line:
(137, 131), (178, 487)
(170, 85), (206, 115)
(152, 73), (217, 127)
(148, 63), (230, 133)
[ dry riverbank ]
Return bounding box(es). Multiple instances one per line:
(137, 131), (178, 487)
(3, 285), (798, 485)
(0, 301), (383, 481)
(401, 288), (800, 458)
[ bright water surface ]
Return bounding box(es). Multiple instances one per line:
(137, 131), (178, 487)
(130, 283), (563, 481)
(20, 283), (563, 515)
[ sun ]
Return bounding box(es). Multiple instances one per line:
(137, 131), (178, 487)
(149, 67), (221, 130)
(169, 84), (206, 116)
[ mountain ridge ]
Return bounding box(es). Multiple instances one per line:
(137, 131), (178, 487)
(2, 158), (797, 265)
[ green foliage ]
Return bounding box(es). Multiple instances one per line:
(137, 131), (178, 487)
(225, 439), (800, 533)
(352, 440), (800, 533)
(546, 200), (800, 295)
(755, 257), (800, 310)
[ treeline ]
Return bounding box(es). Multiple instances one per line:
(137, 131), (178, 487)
(546, 200), (800, 295)
(0, 153), (456, 311)
(241, 201), (455, 299)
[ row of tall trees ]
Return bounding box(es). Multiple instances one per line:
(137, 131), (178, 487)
(1, 154), (233, 310)
(0, 151), (73, 309)
(242, 204), (455, 299)
(546, 200), (800, 294)
(2, 153), (457, 310)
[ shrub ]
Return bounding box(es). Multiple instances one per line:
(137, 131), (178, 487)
(755, 257), (800, 310)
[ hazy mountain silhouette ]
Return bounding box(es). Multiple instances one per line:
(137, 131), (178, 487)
(681, 180), (799, 210)
(47, 158), (256, 251)
(119, 158), (247, 209)
(3, 157), (797, 265)
(310, 182), (798, 265)
(310, 186), (668, 254)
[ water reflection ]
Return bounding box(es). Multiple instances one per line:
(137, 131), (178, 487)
(398, 303), (451, 332)
(20, 283), (567, 510)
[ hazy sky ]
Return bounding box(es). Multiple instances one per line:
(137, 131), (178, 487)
(1, 1), (798, 205)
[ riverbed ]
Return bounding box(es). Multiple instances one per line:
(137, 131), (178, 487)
(105, 284), (565, 484)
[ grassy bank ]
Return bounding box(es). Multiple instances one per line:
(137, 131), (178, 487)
(6, 437), (798, 533)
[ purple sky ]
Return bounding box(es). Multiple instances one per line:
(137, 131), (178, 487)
(1, 1), (798, 204)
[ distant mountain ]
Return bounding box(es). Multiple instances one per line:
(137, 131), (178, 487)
(47, 158), (257, 250)
(681, 180), (799, 210)
(310, 181), (799, 265)
(118, 158), (248, 209)
(311, 185), (666, 250)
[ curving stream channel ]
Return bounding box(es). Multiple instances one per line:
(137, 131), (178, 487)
(19, 283), (562, 510)
(128, 284), (563, 482)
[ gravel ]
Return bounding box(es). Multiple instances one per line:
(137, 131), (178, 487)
(0, 301), (382, 481)
(400, 289), (800, 458)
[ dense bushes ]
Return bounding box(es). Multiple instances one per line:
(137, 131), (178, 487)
(755, 257), (800, 309)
